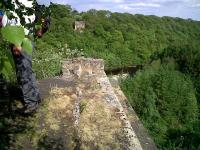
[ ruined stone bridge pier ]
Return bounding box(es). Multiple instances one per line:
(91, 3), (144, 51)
(11, 58), (156, 150)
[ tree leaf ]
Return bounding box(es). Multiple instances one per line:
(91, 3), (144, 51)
(0, 57), (3, 73)
(4, 48), (15, 68)
(0, 57), (13, 80)
(1, 26), (25, 46)
(22, 38), (33, 55)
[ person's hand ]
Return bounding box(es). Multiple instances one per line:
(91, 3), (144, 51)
(41, 18), (45, 23)
(36, 28), (43, 38)
(12, 45), (22, 55)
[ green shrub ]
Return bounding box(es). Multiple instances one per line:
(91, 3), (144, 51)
(32, 48), (62, 79)
(120, 64), (198, 148)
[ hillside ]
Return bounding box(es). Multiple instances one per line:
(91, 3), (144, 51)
(34, 4), (200, 73)
(34, 4), (200, 149)
(0, 3), (200, 150)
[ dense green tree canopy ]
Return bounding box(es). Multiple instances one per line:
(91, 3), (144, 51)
(120, 62), (199, 149)
(0, 4), (200, 149)
(35, 4), (200, 70)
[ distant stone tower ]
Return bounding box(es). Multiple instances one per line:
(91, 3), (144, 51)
(74, 21), (85, 32)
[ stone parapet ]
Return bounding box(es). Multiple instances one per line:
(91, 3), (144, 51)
(10, 58), (156, 150)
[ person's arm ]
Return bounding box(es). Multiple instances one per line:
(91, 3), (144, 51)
(35, 16), (51, 38)
(34, 3), (51, 38)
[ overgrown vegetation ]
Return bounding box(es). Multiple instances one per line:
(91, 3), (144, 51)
(120, 46), (200, 149)
(1, 4), (200, 78)
(1, 3), (200, 149)
(38, 4), (200, 70)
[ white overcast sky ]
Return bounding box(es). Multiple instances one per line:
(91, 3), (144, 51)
(37, 0), (200, 21)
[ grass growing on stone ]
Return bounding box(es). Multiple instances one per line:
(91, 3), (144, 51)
(78, 98), (124, 150)
(1, 87), (78, 150)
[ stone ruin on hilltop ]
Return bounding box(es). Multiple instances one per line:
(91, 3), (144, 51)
(74, 21), (85, 32)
